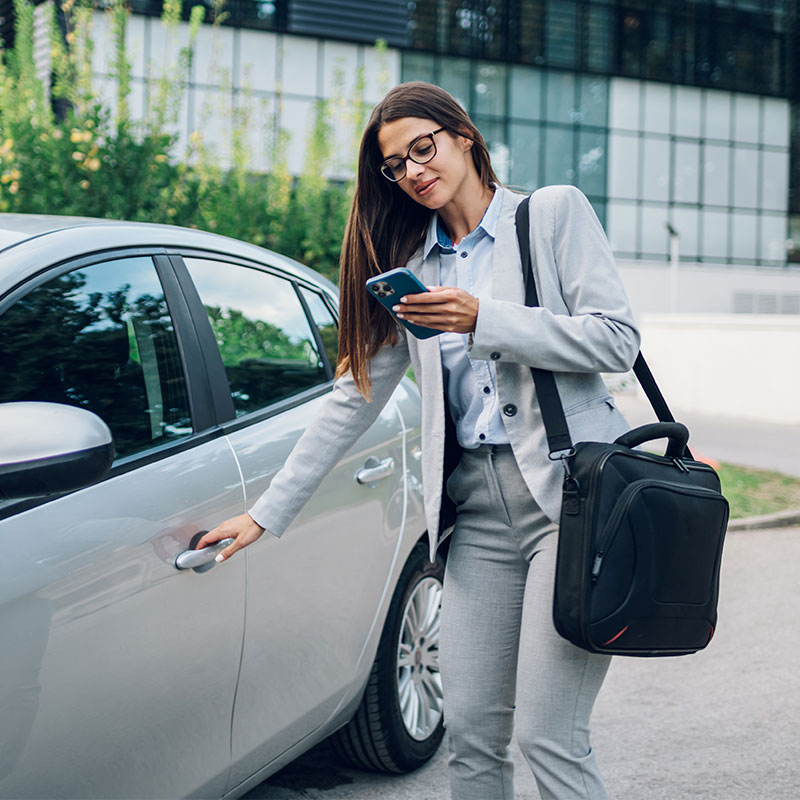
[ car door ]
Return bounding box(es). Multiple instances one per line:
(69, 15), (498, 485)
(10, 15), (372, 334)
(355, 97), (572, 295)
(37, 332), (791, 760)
(0, 254), (245, 799)
(177, 256), (408, 787)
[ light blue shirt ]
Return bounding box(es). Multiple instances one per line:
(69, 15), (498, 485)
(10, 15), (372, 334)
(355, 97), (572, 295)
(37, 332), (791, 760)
(422, 186), (510, 449)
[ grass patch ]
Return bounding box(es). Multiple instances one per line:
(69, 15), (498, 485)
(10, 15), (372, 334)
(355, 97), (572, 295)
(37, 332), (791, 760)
(717, 462), (800, 519)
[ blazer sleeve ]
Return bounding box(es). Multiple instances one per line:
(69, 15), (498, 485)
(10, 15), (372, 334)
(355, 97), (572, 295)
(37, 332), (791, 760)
(248, 334), (411, 536)
(468, 185), (640, 373)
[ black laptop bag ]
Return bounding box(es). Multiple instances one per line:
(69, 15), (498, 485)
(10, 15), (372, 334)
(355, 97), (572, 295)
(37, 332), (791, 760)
(516, 197), (730, 657)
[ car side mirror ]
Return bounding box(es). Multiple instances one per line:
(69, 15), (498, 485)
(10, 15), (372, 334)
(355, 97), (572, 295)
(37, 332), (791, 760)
(0, 402), (115, 501)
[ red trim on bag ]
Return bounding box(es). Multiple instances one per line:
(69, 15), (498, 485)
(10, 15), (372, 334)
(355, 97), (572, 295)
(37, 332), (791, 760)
(603, 625), (629, 646)
(707, 626), (715, 644)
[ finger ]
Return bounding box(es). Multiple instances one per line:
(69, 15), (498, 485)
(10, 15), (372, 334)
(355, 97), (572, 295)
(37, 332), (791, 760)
(215, 539), (242, 563)
(195, 528), (226, 550)
(398, 289), (456, 305)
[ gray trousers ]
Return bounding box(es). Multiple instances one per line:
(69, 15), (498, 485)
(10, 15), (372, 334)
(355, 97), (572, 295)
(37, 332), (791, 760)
(440, 444), (610, 800)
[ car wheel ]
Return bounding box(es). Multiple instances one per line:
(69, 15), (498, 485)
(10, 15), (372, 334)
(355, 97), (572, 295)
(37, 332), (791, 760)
(330, 541), (445, 773)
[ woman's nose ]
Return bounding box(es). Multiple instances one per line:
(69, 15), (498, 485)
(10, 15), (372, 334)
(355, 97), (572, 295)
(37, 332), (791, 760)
(405, 160), (426, 181)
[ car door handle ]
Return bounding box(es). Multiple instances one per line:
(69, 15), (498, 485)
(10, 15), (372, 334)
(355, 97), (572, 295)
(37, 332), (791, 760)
(175, 538), (235, 572)
(356, 456), (395, 486)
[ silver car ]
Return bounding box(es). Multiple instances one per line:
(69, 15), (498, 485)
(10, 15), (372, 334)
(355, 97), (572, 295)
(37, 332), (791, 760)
(0, 215), (445, 799)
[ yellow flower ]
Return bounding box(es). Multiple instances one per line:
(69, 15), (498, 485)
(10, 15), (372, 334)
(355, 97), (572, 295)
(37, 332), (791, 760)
(52, 129), (63, 140)
(72, 151), (83, 161)
(70, 129), (82, 143)
(82, 131), (92, 143)
(85, 157), (100, 171)
(8, 181), (18, 195)
(9, 169), (20, 181)
(80, 180), (89, 189)
(3, 138), (13, 150)
(39, 132), (49, 142)
(0, 173), (10, 184)
(85, 119), (94, 129)
(154, 154), (168, 163)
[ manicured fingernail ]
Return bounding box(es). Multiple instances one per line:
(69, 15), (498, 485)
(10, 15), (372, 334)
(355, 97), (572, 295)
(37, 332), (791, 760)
(400, 296), (408, 303)
(396, 313), (404, 319)
(215, 554), (225, 562)
(392, 305), (400, 311)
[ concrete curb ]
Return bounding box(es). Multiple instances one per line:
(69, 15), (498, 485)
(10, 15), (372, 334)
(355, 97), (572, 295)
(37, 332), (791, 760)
(727, 507), (800, 532)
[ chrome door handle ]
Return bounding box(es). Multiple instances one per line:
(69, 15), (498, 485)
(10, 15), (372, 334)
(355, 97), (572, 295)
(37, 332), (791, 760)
(175, 538), (235, 572)
(356, 456), (395, 486)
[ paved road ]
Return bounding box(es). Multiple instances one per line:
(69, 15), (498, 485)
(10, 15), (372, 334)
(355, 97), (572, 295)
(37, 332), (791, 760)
(612, 392), (800, 479)
(245, 526), (800, 799)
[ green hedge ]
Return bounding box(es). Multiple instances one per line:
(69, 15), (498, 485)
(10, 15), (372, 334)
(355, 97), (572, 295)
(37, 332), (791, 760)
(0, 0), (381, 284)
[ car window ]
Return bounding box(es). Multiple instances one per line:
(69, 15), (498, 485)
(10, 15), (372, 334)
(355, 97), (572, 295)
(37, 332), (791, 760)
(183, 258), (327, 417)
(0, 256), (192, 459)
(298, 286), (339, 371)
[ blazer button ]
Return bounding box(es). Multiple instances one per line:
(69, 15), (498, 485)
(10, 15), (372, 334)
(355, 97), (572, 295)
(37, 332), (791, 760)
(503, 404), (517, 417)
(490, 351), (501, 360)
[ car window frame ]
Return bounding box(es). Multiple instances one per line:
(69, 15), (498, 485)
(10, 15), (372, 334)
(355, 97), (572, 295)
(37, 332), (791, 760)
(169, 251), (338, 433)
(0, 248), (224, 520)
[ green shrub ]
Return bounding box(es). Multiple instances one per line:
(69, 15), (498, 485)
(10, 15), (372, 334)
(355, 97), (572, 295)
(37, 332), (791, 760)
(0, 0), (385, 284)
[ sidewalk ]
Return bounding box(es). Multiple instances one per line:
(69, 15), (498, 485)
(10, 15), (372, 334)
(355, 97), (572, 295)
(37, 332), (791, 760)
(612, 391), (800, 478)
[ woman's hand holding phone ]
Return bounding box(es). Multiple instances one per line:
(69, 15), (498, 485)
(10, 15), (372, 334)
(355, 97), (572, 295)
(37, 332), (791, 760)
(393, 286), (479, 334)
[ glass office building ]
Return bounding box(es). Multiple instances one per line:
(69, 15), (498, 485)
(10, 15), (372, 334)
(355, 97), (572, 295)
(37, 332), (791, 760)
(6, 0), (799, 276)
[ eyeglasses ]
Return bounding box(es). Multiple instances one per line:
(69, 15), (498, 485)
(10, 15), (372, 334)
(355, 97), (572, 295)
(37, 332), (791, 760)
(379, 128), (446, 182)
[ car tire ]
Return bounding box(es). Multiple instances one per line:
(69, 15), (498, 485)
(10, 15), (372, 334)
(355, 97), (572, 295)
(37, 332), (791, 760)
(330, 541), (446, 773)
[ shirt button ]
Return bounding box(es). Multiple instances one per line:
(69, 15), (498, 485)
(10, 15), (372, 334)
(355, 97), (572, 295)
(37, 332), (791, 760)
(490, 351), (501, 360)
(503, 404), (517, 417)
(479, 433), (486, 440)
(483, 386), (491, 394)
(460, 251), (468, 258)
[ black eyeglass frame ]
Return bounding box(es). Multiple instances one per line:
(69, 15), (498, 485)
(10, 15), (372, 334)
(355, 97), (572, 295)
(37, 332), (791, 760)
(379, 127), (446, 182)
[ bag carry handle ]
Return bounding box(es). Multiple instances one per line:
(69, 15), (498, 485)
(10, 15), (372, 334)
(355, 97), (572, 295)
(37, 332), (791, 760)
(514, 196), (693, 460)
(614, 422), (689, 459)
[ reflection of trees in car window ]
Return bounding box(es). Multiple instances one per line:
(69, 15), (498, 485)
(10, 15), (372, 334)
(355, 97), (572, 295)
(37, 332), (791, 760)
(0, 258), (192, 458)
(184, 258), (327, 417)
(299, 287), (339, 371)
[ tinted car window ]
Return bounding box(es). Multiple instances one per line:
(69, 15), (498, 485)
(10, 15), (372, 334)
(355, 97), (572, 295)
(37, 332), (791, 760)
(0, 256), (192, 458)
(183, 258), (326, 417)
(299, 287), (338, 371)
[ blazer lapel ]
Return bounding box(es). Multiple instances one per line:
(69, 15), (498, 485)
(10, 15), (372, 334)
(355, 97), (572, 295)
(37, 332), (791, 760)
(490, 189), (526, 304)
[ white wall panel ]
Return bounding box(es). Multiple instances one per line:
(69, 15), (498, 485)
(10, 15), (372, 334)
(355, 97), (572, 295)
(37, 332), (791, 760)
(759, 215), (787, 262)
(702, 143), (730, 207)
(607, 200), (638, 253)
(362, 44), (398, 103)
(701, 209), (729, 259)
(732, 94), (760, 144)
(731, 212), (758, 260)
(674, 86), (701, 138)
(641, 137), (670, 202)
(671, 206), (699, 257)
(239, 30), (277, 93)
(193, 25), (236, 87)
(609, 78), (640, 131)
(732, 146), (759, 209)
(607, 133), (639, 199)
(642, 82), (671, 135)
(761, 150), (789, 212)
(280, 36), (318, 96)
(762, 98), (790, 148)
(321, 40), (359, 100)
(703, 90), (731, 140)
(640, 205), (669, 257)
(674, 141), (699, 204)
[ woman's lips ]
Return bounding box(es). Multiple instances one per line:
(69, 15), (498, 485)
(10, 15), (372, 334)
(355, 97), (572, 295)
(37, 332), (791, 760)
(415, 178), (438, 196)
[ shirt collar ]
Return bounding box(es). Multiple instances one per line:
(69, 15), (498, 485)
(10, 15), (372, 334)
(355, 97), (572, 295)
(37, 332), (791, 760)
(422, 185), (504, 259)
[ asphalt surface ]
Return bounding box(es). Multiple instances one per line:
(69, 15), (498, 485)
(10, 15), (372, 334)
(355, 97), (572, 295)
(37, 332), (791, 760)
(612, 392), (800, 479)
(246, 525), (800, 800)
(245, 395), (800, 800)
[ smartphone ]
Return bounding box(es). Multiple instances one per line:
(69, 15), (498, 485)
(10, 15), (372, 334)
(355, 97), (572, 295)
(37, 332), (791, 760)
(366, 268), (445, 339)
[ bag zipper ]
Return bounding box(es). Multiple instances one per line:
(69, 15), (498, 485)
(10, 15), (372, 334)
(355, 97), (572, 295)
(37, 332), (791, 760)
(590, 479), (727, 582)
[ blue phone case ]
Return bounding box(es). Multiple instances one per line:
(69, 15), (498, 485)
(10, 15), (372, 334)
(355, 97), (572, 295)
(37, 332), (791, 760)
(366, 268), (445, 339)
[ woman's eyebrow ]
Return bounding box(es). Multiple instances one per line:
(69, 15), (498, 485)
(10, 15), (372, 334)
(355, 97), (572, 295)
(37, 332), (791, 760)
(383, 132), (427, 159)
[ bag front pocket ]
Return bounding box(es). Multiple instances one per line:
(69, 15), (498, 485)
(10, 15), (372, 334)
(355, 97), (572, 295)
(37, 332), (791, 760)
(588, 479), (729, 650)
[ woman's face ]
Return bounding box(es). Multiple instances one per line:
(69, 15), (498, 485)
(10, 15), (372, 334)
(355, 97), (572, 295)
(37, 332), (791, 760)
(376, 117), (474, 209)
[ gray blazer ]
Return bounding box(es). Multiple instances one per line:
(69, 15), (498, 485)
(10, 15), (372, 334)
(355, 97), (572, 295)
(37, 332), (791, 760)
(249, 185), (640, 563)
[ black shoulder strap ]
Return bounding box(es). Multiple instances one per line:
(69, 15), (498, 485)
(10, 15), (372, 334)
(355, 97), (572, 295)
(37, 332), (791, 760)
(514, 195), (678, 457)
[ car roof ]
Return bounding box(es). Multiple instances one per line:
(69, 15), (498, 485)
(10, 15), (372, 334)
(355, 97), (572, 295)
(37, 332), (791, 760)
(0, 214), (339, 297)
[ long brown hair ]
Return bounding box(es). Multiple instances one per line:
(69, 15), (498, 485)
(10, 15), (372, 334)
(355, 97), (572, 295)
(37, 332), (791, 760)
(336, 81), (499, 399)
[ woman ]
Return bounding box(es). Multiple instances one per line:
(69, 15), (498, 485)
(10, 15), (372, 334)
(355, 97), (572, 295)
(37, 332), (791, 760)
(196, 82), (640, 799)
